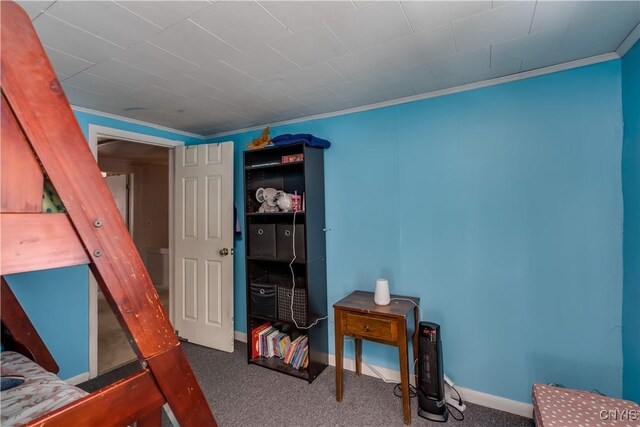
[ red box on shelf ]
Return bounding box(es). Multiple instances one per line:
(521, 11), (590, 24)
(281, 153), (303, 164)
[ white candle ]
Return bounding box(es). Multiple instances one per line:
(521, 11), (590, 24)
(374, 279), (390, 305)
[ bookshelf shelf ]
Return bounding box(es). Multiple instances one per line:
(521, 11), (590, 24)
(249, 357), (309, 381)
(246, 211), (305, 217)
(248, 313), (323, 327)
(244, 143), (328, 384)
(245, 255), (307, 264)
(244, 161), (304, 171)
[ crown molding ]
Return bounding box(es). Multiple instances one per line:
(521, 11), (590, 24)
(205, 52), (619, 140)
(71, 105), (206, 140)
(617, 22), (640, 57)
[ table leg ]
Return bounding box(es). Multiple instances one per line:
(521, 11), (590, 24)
(398, 319), (411, 425)
(335, 310), (344, 402)
(355, 338), (362, 376)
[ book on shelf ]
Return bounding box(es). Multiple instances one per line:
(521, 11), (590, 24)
(250, 323), (309, 369)
(258, 326), (275, 357)
(291, 336), (308, 369)
(279, 335), (291, 358)
(266, 329), (279, 357)
(297, 346), (309, 370)
(272, 332), (285, 358)
(284, 335), (301, 364)
(251, 322), (271, 359)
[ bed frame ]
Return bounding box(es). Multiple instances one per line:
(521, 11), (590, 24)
(0, 2), (217, 425)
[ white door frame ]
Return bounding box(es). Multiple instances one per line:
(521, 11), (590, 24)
(87, 124), (183, 378)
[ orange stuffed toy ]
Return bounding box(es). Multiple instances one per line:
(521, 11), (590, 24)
(246, 127), (272, 150)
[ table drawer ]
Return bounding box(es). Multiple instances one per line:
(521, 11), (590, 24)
(342, 312), (397, 341)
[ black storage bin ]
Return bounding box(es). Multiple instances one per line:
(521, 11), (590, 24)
(250, 282), (277, 318)
(248, 224), (276, 258)
(278, 285), (307, 326)
(276, 224), (305, 261)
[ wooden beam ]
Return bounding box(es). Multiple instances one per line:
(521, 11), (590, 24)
(24, 370), (166, 427)
(137, 408), (163, 427)
(2, 0), (176, 359)
(147, 345), (218, 426)
(0, 213), (89, 275)
(1, 3), (216, 424)
(0, 278), (59, 373)
(1, 95), (43, 213)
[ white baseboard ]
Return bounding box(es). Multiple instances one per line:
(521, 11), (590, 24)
(327, 353), (533, 419)
(235, 331), (248, 343)
(328, 353), (410, 384)
(234, 330), (532, 418)
(66, 372), (90, 386)
(453, 384), (533, 419)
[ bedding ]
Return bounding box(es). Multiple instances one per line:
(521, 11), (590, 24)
(532, 383), (640, 427)
(0, 351), (87, 427)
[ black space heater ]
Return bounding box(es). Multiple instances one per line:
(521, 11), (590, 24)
(417, 321), (448, 422)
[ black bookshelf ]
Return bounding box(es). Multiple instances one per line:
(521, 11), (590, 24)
(243, 143), (328, 383)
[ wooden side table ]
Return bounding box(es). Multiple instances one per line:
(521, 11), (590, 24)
(333, 291), (420, 425)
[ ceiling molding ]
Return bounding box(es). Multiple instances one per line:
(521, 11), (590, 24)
(71, 105), (206, 140)
(205, 52), (620, 139)
(617, 22), (640, 57)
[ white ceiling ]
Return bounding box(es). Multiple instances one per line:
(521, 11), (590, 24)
(18, 0), (640, 136)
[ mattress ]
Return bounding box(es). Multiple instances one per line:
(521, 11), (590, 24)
(532, 383), (640, 427)
(1, 351), (87, 427)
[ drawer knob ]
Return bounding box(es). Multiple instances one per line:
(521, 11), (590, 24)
(363, 325), (369, 332)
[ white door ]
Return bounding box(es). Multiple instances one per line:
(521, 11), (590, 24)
(174, 142), (234, 352)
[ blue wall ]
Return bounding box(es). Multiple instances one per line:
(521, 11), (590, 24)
(73, 110), (203, 146)
(208, 60), (624, 403)
(4, 109), (204, 380)
(622, 40), (640, 404)
(5, 267), (88, 379)
(3, 59), (627, 404)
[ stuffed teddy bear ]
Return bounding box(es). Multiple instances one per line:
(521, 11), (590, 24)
(256, 187), (280, 213)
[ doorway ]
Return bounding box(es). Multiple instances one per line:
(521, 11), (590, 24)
(86, 125), (182, 378)
(97, 139), (172, 374)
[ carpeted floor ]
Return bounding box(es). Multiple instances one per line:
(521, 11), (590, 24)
(79, 341), (534, 427)
(97, 287), (169, 374)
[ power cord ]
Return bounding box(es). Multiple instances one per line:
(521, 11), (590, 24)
(389, 297), (422, 321)
(445, 392), (465, 421)
(393, 383), (417, 398)
(336, 321), (465, 421)
(290, 210), (327, 329)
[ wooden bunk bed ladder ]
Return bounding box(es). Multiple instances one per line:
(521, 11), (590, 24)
(0, 1), (217, 425)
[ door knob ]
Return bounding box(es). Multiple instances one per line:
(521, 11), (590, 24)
(219, 248), (229, 256)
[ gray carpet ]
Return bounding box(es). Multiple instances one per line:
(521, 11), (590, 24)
(97, 287), (170, 374)
(79, 341), (534, 427)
